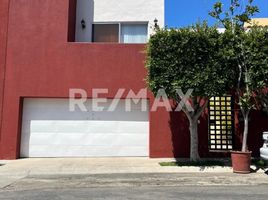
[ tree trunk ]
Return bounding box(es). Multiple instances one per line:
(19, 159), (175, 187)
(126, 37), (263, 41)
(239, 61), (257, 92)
(189, 118), (200, 161)
(241, 111), (249, 152)
(181, 99), (207, 161)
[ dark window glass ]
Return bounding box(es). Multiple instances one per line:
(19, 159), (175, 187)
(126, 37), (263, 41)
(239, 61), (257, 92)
(92, 24), (119, 43)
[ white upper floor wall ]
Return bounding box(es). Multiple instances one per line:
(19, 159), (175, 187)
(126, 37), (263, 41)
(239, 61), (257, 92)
(75, 0), (165, 42)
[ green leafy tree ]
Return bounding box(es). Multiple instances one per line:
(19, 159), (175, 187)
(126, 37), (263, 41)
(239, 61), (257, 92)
(146, 23), (235, 161)
(209, 0), (259, 30)
(210, 0), (268, 152)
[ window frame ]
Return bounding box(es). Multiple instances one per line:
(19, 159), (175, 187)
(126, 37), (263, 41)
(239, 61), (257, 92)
(92, 22), (148, 43)
(92, 23), (120, 43)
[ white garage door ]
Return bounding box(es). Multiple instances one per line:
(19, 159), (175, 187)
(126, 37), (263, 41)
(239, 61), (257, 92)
(20, 98), (149, 157)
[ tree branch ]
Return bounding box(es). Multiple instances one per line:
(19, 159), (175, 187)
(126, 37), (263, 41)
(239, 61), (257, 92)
(194, 99), (208, 121)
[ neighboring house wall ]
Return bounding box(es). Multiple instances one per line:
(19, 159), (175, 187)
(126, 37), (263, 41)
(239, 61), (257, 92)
(245, 18), (268, 27)
(75, 0), (164, 42)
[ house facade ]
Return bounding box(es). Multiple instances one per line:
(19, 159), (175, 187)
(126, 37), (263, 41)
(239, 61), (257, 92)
(0, 0), (266, 159)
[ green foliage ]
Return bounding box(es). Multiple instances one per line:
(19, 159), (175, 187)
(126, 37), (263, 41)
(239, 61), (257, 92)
(219, 26), (268, 111)
(210, 0), (268, 112)
(209, 0), (259, 30)
(210, 0), (268, 152)
(146, 22), (235, 101)
(252, 158), (268, 168)
(244, 27), (268, 89)
(210, 0), (268, 95)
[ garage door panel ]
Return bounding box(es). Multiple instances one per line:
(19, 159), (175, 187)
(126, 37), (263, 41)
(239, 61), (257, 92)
(27, 145), (148, 157)
(22, 99), (148, 121)
(29, 132), (148, 146)
(26, 121), (148, 134)
(20, 98), (149, 157)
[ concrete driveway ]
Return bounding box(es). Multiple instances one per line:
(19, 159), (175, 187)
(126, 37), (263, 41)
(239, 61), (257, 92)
(0, 158), (236, 176)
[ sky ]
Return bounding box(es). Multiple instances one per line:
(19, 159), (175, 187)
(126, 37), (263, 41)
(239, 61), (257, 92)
(165, 0), (268, 27)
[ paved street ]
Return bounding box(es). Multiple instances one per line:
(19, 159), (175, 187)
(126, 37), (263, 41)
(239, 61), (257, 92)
(0, 185), (268, 200)
(0, 159), (267, 199)
(0, 173), (267, 200)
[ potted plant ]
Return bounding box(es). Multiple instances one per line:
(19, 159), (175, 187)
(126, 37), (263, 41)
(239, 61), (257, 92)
(231, 74), (254, 173)
(230, 17), (268, 174)
(210, 0), (268, 173)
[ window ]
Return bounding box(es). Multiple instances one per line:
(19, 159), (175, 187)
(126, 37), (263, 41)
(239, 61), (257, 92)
(121, 24), (148, 44)
(92, 23), (148, 43)
(93, 24), (119, 43)
(208, 96), (234, 151)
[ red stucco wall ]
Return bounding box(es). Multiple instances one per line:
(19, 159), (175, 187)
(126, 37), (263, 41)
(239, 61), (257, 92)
(0, 0), (10, 148)
(0, 0), (266, 159)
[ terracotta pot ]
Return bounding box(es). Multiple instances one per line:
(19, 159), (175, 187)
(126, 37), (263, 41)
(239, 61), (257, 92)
(231, 151), (252, 174)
